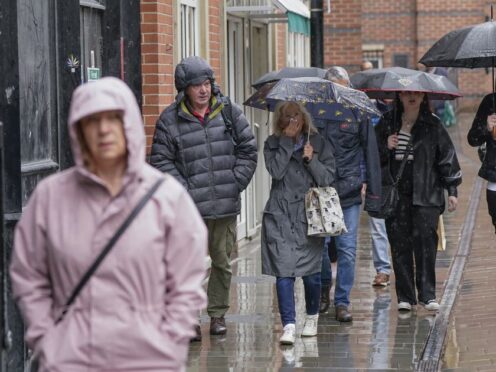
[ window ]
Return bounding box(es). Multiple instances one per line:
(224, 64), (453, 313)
(393, 54), (409, 68)
(180, 0), (199, 59)
(287, 31), (310, 67)
(363, 49), (384, 69)
(80, 0), (105, 82)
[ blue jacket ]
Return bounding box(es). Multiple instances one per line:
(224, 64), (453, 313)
(314, 117), (381, 212)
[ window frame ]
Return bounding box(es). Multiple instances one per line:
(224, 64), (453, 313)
(179, 0), (200, 60)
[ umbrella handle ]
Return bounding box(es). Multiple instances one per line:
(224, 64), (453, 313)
(303, 130), (311, 163)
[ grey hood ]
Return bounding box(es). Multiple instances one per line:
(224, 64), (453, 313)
(174, 56), (215, 92)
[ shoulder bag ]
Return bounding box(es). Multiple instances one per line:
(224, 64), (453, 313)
(369, 136), (413, 219)
(28, 178), (165, 372)
(24, 178), (165, 372)
(56, 177), (165, 324)
(304, 131), (347, 237)
(305, 185), (347, 237)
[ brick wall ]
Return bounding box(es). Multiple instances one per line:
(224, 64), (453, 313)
(362, 0), (416, 68)
(323, 0), (362, 73)
(416, 0), (489, 110)
(141, 0), (226, 151)
(140, 0), (175, 149)
(208, 0), (223, 87)
(276, 23), (287, 70)
(325, 0), (493, 110)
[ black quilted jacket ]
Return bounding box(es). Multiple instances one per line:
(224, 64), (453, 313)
(150, 94), (257, 218)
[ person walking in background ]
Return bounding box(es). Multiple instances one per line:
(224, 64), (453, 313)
(360, 60), (393, 288)
(150, 56), (257, 339)
(375, 91), (462, 312)
(315, 66), (382, 321)
(10, 77), (207, 371)
(261, 101), (335, 345)
(468, 93), (496, 234)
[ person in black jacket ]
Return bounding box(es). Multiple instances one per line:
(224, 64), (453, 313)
(467, 93), (496, 234)
(150, 56), (257, 339)
(375, 92), (462, 313)
(314, 66), (382, 322)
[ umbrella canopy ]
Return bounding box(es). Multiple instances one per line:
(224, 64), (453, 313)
(252, 67), (328, 89)
(244, 77), (380, 122)
(350, 67), (461, 100)
(419, 21), (496, 68)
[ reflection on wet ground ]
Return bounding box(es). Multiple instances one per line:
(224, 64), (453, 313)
(187, 230), (437, 371)
(185, 114), (487, 371)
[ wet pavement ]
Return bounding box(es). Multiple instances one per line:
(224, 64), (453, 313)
(441, 114), (496, 372)
(187, 113), (492, 371)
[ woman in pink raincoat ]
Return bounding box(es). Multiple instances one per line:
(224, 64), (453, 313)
(10, 77), (207, 371)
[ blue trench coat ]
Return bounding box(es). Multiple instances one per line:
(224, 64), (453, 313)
(261, 132), (336, 278)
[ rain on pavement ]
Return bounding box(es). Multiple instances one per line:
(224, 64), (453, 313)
(186, 113), (485, 372)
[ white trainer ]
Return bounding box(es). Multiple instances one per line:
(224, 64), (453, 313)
(398, 301), (412, 311)
(280, 324), (296, 345)
(422, 300), (440, 311)
(301, 314), (319, 337)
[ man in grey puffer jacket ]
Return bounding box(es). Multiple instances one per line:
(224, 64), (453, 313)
(150, 56), (257, 339)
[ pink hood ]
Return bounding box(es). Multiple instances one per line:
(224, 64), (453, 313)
(68, 77), (145, 178)
(10, 77), (208, 370)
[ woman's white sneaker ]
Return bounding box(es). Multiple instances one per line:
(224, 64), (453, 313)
(301, 314), (319, 337)
(280, 324), (296, 345)
(398, 301), (412, 311)
(421, 300), (440, 311)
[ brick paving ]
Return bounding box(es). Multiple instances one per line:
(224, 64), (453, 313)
(442, 114), (496, 371)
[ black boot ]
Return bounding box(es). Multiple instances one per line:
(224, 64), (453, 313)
(319, 285), (331, 313)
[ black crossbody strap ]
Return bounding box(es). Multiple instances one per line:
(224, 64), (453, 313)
(392, 136), (414, 185)
(55, 177), (165, 324)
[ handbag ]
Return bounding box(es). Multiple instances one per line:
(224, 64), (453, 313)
(305, 186), (347, 237)
(369, 136), (413, 219)
(27, 178), (165, 372)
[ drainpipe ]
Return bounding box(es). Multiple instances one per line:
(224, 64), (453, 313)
(310, 0), (324, 68)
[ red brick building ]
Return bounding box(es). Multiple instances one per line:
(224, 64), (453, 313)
(325, 0), (494, 110)
(139, 0), (312, 240)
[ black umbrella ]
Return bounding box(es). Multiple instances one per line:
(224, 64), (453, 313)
(419, 6), (496, 110)
(419, 21), (496, 68)
(243, 77), (380, 122)
(350, 67), (461, 100)
(252, 67), (327, 89)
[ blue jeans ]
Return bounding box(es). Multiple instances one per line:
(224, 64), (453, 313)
(276, 272), (321, 326)
(333, 204), (360, 307)
(321, 239), (332, 287)
(369, 216), (391, 275)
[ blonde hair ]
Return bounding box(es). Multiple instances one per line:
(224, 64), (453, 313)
(272, 101), (318, 137)
(76, 123), (97, 173)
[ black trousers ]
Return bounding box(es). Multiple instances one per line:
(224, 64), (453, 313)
(385, 193), (440, 305)
(487, 189), (496, 234)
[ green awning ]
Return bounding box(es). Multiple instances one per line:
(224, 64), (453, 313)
(287, 11), (310, 36)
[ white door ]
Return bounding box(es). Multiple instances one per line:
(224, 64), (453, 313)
(227, 17), (247, 239)
(248, 22), (270, 236)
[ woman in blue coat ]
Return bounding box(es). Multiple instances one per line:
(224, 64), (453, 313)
(261, 101), (336, 345)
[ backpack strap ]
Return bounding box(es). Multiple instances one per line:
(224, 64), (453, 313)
(219, 95), (237, 145)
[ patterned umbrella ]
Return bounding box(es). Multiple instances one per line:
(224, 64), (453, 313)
(244, 77), (380, 122)
(350, 67), (461, 100)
